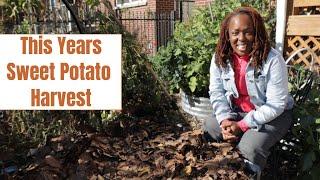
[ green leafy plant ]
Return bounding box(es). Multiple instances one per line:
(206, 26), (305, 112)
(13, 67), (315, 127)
(4, 0), (41, 19)
(151, 0), (276, 97)
(14, 18), (30, 34)
(1, 0), (42, 33)
(291, 71), (320, 179)
(277, 65), (320, 178)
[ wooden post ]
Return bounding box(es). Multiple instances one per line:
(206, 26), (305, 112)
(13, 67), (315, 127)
(0, 0), (5, 6)
(275, 0), (287, 54)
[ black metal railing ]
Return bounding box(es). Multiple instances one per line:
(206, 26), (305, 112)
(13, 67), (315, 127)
(117, 10), (176, 55)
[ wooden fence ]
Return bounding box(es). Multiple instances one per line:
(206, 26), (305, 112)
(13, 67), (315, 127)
(285, 0), (320, 71)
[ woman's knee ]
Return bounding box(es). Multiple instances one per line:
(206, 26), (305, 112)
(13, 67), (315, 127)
(267, 110), (293, 138)
(237, 131), (272, 169)
(203, 116), (222, 141)
(238, 141), (269, 168)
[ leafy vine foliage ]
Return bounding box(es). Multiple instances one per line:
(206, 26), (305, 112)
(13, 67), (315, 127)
(280, 66), (320, 179)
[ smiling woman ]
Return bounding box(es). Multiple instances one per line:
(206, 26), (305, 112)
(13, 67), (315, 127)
(203, 6), (294, 178)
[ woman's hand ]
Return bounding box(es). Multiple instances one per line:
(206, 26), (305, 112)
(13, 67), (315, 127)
(220, 119), (242, 142)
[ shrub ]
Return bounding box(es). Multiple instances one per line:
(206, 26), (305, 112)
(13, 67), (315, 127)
(151, 0), (276, 97)
(288, 66), (320, 179)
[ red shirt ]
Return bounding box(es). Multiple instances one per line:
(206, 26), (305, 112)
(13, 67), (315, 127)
(232, 53), (255, 132)
(232, 53), (255, 112)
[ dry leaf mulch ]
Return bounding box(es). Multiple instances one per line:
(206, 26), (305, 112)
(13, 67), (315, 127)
(11, 117), (249, 179)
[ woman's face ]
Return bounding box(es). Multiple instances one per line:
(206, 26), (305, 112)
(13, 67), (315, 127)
(228, 14), (254, 56)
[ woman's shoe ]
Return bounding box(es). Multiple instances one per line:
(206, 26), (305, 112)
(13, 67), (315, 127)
(244, 159), (261, 180)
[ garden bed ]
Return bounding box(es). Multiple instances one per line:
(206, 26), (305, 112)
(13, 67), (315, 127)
(3, 116), (250, 179)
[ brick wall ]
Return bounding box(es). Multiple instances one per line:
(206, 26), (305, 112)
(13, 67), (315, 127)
(156, 0), (174, 12)
(105, 0), (175, 55)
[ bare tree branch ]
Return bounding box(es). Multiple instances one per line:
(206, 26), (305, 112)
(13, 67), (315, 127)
(61, 0), (85, 34)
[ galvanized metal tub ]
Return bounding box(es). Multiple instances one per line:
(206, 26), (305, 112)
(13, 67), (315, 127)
(180, 91), (213, 120)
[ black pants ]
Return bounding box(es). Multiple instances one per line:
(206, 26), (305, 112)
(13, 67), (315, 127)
(203, 110), (292, 169)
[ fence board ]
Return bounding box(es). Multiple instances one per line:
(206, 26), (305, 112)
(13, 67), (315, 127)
(293, 0), (320, 7)
(287, 15), (320, 36)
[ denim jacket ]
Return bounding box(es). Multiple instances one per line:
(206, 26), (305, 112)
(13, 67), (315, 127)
(209, 48), (294, 131)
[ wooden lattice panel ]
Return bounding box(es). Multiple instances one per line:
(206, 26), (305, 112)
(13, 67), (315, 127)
(286, 36), (320, 69)
(285, 0), (320, 72)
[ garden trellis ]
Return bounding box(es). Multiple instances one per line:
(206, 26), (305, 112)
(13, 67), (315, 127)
(285, 0), (320, 72)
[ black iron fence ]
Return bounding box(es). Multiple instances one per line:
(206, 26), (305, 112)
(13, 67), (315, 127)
(115, 0), (195, 55)
(117, 10), (176, 55)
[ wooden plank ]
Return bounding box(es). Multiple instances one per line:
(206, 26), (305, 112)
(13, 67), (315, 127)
(293, 0), (320, 7)
(287, 15), (320, 35)
(0, 0), (5, 6)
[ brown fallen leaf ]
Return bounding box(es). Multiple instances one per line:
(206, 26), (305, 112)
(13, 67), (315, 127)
(221, 146), (233, 156)
(189, 137), (199, 146)
(218, 169), (226, 175)
(89, 175), (98, 180)
(93, 160), (111, 169)
(154, 156), (165, 169)
(91, 139), (111, 152)
(165, 159), (177, 172)
(137, 166), (151, 176)
(202, 173), (215, 180)
(191, 129), (203, 136)
(117, 162), (134, 172)
(25, 163), (39, 172)
(44, 155), (62, 169)
(78, 152), (92, 165)
(174, 152), (185, 160)
(184, 165), (192, 175)
(206, 169), (219, 179)
(232, 151), (240, 159)
(51, 135), (66, 143)
(185, 151), (197, 165)
(180, 132), (191, 141)
(229, 172), (238, 179)
(210, 142), (234, 156)
(164, 140), (179, 147)
(137, 152), (150, 161)
(142, 130), (149, 138)
(112, 143), (121, 150)
(97, 174), (104, 180)
(210, 142), (232, 148)
(204, 155), (228, 168)
(177, 142), (188, 151)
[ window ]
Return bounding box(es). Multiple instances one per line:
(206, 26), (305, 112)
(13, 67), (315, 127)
(116, 0), (147, 8)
